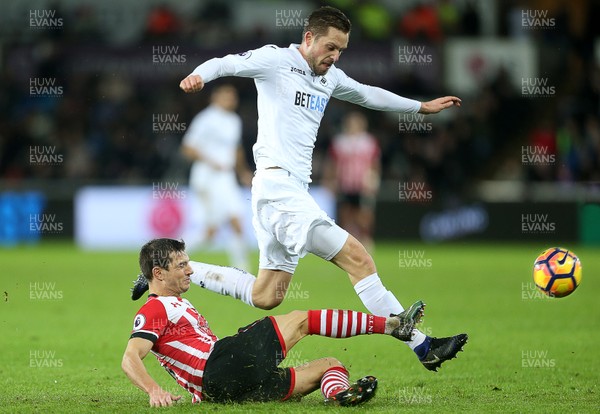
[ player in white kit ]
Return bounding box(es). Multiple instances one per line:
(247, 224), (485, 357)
(181, 85), (250, 270)
(133, 6), (467, 372)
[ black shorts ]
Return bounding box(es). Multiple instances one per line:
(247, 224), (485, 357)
(202, 317), (295, 403)
(338, 192), (376, 209)
(338, 192), (362, 207)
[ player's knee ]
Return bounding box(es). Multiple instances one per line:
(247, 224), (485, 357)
(285, 310), (308, 331)
(252, 292), (284, 310)
(321, 357), (345, 370)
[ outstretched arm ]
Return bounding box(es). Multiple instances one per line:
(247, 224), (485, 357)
(122, 338), (182, 407)
(179, 45), (278, 94)
(332, 69), (461, 115)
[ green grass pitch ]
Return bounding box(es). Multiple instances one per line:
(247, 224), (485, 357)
(1, 242), (598, 413)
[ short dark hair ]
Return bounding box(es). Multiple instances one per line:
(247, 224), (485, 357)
(303, 6), (351, 39)
(139, 238), (186, 282)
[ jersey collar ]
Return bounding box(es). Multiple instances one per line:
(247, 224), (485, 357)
(288, 43), (320, 78)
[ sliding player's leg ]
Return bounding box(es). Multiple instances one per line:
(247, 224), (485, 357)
(291, 358), (377, 406)
(130, 261), (292, 310)
(271, 303), (425, 354)
(271, 305), (424, 405)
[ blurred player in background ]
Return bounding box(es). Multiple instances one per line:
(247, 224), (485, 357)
(134, 6), (466, 372)
(181, 85), (252, 270)
(123, 238), (425, 406)
(325, 111), (380, 252)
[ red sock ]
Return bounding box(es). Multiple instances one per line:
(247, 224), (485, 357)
(307, 309), (386, 338)
(321, 366), (350, 398)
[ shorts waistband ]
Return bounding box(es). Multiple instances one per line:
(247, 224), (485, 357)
(255, 167), (309, 190)
(257, 167), (292, 177)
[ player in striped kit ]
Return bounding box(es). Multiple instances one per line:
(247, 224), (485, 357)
(133, 6), (467, 372)
(327, 111), (381, 250)
(122, 238), (427, 406)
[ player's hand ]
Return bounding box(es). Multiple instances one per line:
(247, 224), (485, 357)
(148, 388), (181, 407)
(179, 74), (204, 93)
(418, 96), (461, 114)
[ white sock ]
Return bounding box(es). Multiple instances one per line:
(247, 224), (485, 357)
(228, 233), (249, 271)
(353, 273), (403, 315)
(189, 261), (255, 307)
(354, 273), (426, 348)
(407, 329), (427, 351)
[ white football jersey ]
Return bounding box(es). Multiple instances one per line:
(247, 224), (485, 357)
(183, 105), (241, 171)
(192, 44), (421, 183)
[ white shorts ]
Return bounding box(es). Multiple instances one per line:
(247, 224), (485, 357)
(252, 168), (348, 274)
(190, 165), (243, 227)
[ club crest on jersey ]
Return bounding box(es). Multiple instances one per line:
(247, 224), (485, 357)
(133, 314), (146, 330)
(320, 77), (327, 86)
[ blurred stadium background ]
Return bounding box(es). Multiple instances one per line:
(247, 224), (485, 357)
(1, 0), (599, 248)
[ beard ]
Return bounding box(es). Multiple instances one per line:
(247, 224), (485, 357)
(308, 55), (332, 76)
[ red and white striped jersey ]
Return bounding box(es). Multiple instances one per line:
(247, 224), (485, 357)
(130, 294), (218, 403)
(330, 132), (380, 194)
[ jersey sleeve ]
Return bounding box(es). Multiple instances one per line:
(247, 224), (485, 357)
(331, 68), (421, 113)
(130, 299), (168, 343)
(191, 45), (279, 83)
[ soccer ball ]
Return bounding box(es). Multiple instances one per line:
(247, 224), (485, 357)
(533, 247), (582, 298)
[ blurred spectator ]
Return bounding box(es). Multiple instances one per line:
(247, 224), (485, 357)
(145, 4), (180, 40)
(325, 112), (380, 250)
(526, 119), (557, 182)
(355, 2), (392, 40)
(437, 0), (460, 36)
(398, 1), (443, 42)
